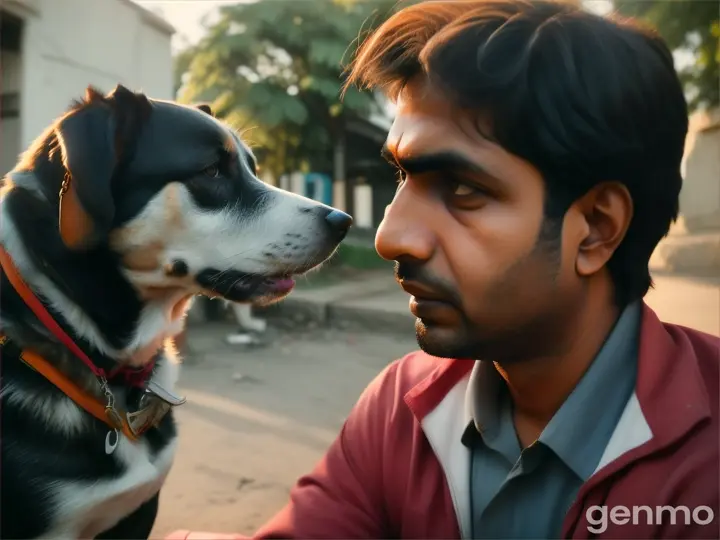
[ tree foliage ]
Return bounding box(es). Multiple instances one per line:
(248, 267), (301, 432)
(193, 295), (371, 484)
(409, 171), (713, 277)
(614, 0), (719, 112)
(176, 0), (408, 179)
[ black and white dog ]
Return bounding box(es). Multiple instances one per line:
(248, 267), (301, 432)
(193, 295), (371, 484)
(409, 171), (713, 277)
(0, 84), (352, 539)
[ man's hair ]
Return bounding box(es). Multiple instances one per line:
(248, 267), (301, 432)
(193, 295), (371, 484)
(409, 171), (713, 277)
(343, 0), (688, 306)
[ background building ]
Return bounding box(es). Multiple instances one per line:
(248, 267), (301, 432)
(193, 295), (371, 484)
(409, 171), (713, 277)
(1, 0), (175, 177)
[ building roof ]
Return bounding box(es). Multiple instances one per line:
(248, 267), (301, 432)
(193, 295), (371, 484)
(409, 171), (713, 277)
(120, 0), (176, 36)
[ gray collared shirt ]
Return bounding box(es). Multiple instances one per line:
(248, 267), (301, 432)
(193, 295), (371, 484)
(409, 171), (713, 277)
(464, 301), (642, 539)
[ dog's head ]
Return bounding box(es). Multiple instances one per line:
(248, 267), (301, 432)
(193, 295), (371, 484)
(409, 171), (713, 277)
(40, 84), (351, 306)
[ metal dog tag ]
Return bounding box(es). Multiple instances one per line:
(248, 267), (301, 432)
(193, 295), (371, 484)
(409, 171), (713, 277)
(105, 429), (119, 455)
(126, 382), (186, 437)
(146, 380), (187, 406)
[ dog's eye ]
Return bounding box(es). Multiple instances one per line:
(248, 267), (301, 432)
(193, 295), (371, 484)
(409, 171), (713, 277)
(203, 164), (220, 178)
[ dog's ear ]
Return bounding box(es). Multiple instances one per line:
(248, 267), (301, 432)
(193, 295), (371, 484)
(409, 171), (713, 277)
(56, 84), (149, 250)
(196, 103), (213, 116)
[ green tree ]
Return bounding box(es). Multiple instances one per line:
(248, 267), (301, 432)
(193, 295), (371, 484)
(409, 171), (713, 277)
(176, 0), (407, 179)
(614, 0), (719, 112)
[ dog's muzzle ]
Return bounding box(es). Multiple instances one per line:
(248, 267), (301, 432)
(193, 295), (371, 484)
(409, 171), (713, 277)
(195, 268), (295, 303)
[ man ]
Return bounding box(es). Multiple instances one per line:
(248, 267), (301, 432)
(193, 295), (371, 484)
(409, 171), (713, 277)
(168, 0), (719, 538)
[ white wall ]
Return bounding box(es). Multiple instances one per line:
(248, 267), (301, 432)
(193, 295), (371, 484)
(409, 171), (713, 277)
(353, 184), (373, 229)
(18, 0), (173, 150)
(680, 111), (720, 232)
(333, 179), (346, 212)
(290, 172), (305, 195)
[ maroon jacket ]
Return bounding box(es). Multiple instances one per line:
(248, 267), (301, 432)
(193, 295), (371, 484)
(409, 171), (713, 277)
(168, 304), (719, 539)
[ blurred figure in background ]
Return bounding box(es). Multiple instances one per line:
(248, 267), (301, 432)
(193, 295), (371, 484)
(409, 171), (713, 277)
(225, 302), (268, 347)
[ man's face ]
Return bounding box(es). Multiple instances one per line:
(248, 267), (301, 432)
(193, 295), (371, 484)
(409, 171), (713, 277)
(377, 78), (584, 362)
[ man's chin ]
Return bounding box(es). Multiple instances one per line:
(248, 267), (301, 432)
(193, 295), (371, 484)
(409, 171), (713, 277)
(414, 319), (477, 360)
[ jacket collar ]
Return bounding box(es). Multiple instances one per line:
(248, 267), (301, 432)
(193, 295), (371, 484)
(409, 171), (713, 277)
(632, 303), (711, 448)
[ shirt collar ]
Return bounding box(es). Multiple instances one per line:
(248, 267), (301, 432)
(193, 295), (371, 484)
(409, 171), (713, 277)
(539, 301), (641, 479)
(463, 301), (643, 479)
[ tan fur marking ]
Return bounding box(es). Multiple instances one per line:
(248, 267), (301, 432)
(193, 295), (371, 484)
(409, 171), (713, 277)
(59, 178), (96, 250)
(121, 242), (164, 272)
(223, 133), (235, 154)
(164, 184), (184, 231)
(171, 294), (194, 321)
(138, 285), (185, 302)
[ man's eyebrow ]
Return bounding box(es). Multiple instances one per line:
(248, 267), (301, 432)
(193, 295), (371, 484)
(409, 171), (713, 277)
(381, 143), (398, 165)
(381, 144), (487, 176)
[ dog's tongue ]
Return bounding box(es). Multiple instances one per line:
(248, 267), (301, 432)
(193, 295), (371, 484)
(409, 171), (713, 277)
(266, 277), (295, 293)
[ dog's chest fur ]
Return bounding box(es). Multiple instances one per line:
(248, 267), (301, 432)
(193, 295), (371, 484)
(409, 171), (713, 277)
(0, 342), (180, 539)
(50, 432), (178, 539)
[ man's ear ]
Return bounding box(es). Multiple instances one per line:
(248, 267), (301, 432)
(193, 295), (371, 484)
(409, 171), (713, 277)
(574, 181), (634, 277)
(55, 85), (149, 250)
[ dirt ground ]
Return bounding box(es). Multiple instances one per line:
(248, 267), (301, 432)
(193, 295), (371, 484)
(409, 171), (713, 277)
(151, 325), (417, 538)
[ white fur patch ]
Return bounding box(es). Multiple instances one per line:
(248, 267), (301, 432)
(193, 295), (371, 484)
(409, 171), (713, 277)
(0, 383), (87, 437)
(46, 437), (178, 538)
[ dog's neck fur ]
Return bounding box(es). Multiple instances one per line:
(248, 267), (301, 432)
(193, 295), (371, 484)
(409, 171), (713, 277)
(0, 141), (188, 388)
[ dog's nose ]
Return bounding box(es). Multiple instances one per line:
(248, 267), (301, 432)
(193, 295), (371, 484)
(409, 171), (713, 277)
(324, 209), (353, 239)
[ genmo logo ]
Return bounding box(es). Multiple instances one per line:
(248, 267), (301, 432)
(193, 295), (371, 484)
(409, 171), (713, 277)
(586, 505), (715, 534)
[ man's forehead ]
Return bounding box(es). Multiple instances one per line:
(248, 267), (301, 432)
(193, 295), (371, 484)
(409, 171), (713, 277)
(386, 113), (456, 157)
(387, 101), (493, 159)
(387, 81), (457, 156)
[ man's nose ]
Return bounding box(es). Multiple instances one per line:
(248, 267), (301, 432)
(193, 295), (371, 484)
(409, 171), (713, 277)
(375, 187), (435, 263)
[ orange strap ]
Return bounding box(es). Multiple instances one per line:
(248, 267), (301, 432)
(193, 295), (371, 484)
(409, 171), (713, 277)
(18, 347), (139, 441)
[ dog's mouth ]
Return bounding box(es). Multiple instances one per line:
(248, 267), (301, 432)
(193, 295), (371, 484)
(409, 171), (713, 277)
(195, 268), (296, 304)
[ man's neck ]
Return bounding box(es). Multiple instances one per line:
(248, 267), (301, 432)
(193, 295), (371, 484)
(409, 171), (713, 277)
(497, 291), (621, 441)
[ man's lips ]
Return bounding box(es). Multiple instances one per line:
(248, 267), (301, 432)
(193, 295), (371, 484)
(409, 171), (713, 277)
(400, 281), (458, 320)
(399, 281), (452, 303)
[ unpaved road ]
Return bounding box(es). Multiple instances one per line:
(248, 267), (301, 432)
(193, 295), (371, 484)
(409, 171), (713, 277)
(152, 273), (718, 538)
(151, 326), (417, 538)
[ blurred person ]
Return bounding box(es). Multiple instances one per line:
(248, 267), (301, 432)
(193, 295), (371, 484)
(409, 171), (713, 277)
(168, 1), (719, 538)
(225, 302), (268, 346)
